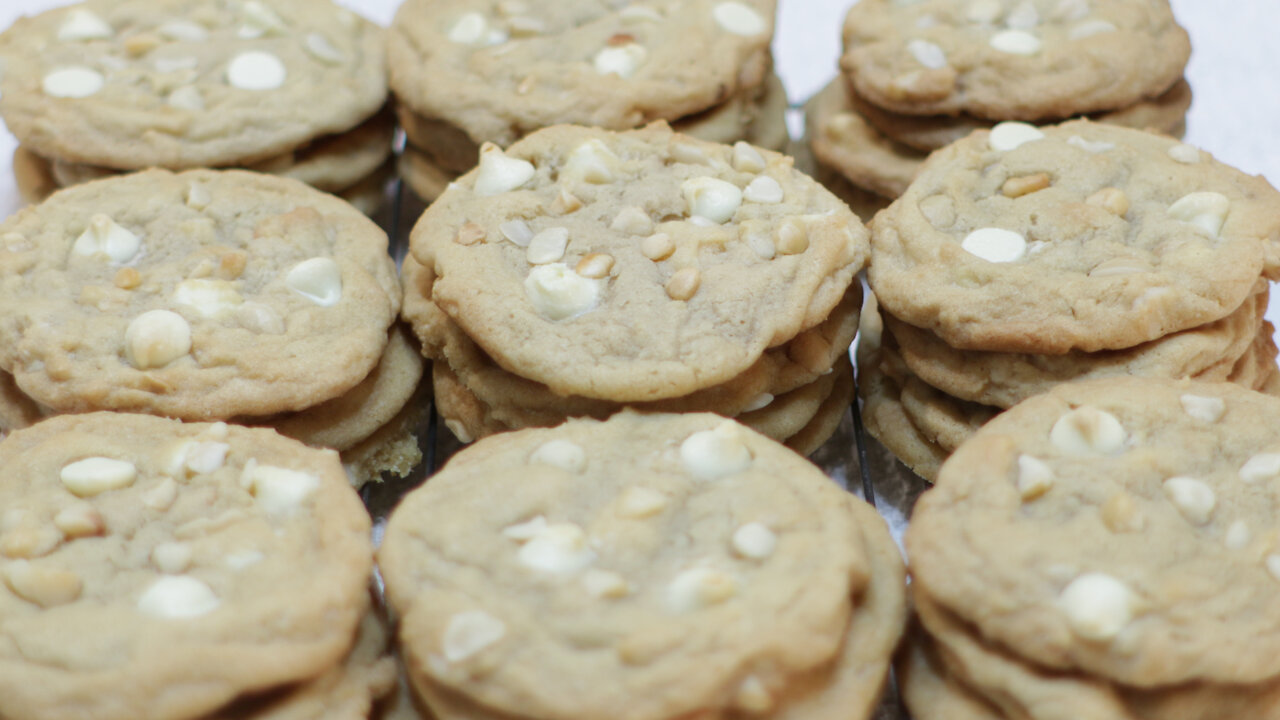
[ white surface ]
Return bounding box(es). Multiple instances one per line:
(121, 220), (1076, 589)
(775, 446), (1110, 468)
(0, 0), (1276, 310)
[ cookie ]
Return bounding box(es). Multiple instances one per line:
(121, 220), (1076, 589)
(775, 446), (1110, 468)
(0, 0), (385, 170)
(380, 411), (902, 720)
(840, 0), (1190, 120)
(0, 412), (372, 720)
(0, 169), (400, 420)
(398, 144), (457, 204)
(908, 377), (1280, 687)
(389, 0), (774, 149)
(807, 79), (922, 200)
(856, 77), (1192, 153)
(898, 625), (1006, 720)
(409, 123), (868, 402)
(870, 120), (1280, 354)
(888, 282), (1268, 409)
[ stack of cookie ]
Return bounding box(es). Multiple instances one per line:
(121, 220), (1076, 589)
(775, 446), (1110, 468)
(0, 412), (394, 719)
(0, 169), (424, 486)
(807, 0), (1191, 216)
(380, 412), (906, 720)
(860, 120), (1280, 481)
(903, 378), (1280, 719)
(401, 123), (870, 455)
(388, 0), (788, 203)
(0, 0), (393, 214)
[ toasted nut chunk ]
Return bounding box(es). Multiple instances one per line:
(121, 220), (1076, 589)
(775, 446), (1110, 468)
(1100, 492), (1145, 533)
(219, 251), (248, 280)
(641, 233), (675, 261)
(1016, 455), (1054, 500)
(61, 457), (137, 497)
(54, 503), (105, 538)
(665, 267), (701, 301)
(776, 219), (809, 255)
(617, 487), (667, 518)
(549, 187), (583, 215)
(667, 567), (737, 612)
(455, 222), (486, 246)
(529, 440), (587, 473)
(4, 561), (82, 607)
(1087, 187), (1130, 216)
(114, 267), (141, 290)
(575, 253), (614, 279)
(443, 610), (505, 662)
(1002, 173), (1050, 198)
(1, 526), (62, 559)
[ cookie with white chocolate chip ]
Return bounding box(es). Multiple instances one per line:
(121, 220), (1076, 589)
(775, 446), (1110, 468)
(0, 169), (400, 421)
(389, 0), (775, 151)
(0, 0), (385, 171)
(409, 123), (868, 403)
(870, 120), (1280, 354)
(379, 411), (904, 720)
(0, 412), (373, 720)
(908, 377), (1280, 690)
(840, 0), (1190, 120)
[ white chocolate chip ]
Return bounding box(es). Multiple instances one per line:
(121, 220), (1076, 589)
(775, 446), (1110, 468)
(907, 39), (947, 69)
(305, 33), (345, 64)
(713, 1), (766, 35)
(286, 257), (343, 307)
(151, 542), (193, 574)
(443, 610), (505, 662)
(666, 567), (738, 612)
(474, 143), (535, 196)
(58, 9), (113, 41)
(142, 478), (178, 511)
(731, 523), (777, 560)
(966, 0), (1002, 23)
(137, 576), (219, 618)
(524, 264), (602, 321)
(732, 142), (767, 173)
(745, 228), (776, 259)
(3, 561), (82, 607)
(735, 675), (773, 713)
(172, 279), (243, 319)
(448, 12), (507, 45)
(167, 85), (205, 111)
(961, 228), (1027, 263)
(526, 227), (570, 265)
(1168, 143), (1201, 164)
(43, 67), (104, 98)
(1225, 520), (1251, 550)
(671, 142), (708, 165)
(1069, 19), (1117, 39)
(225, 550), (264, 570)
(1168, 192), (1230, 238)
(61, 458), (137, 497)
(248, 465), (320, 517)
(680, 421), (752, 480)
(158, 21), (208, 42)
(238, 0), (287, 37)
(617, 487), (668, 519)
(227, 51), (286, 91)
(54, 503), (105, 539)
(1239, 453), (1280, 484)
(562, 139), (619, 184)
(611, 207), (653, 236)
(1180, 394), (1225, 423)
(683, 177), (743, 224)
(743, 392), (774, 412)
(1052, 0), (1090, 21)
(72, 214), (141, 264)
(1266, 556), (1280, 582)
(593, 43), (648, 79)
(1067, 135), (1115, 153)
(517, 523), (596, 574)
(1162, 477), (1216, 525)
(529, 440), (586, 473)
(502, 516), (547, 541)
(1016, 455), (1054, 501)
(641, 233), (675, 261)
(988, 122), (1045, 152)
(583, 569), (629, 599)
(177, 441), (230, 476)
(186, 183), (211, 209)
(1058, 573), (1134, 641)
(743, 176), (783, 204)
(500, 220), (533, 247)
(989, 29), (1042, 55)
(1050, 406), (1126, 456)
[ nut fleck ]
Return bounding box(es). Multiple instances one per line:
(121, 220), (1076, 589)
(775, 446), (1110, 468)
(1002, 173), (1050, 198)
(665, 267), (701, 301)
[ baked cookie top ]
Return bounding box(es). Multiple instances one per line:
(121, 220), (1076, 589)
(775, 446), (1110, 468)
(0, 412), (372, 720)
(380, 411), (868, 720)
(388, 0), (775, 147)
(0, 169), (400, 420)
(908, 378), (1280, 687)
(840, 0), (1190, 120)
(409, 123), (868, 402)
(870, 120), (1280, 354)
(0, 0), (386, 170)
